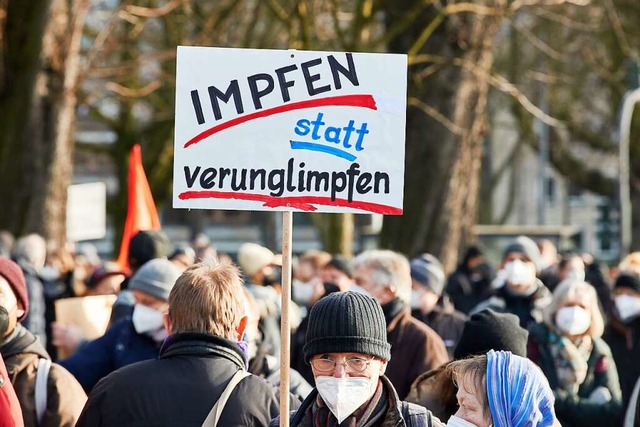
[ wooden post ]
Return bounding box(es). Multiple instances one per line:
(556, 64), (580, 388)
(279, 210), (293, 427)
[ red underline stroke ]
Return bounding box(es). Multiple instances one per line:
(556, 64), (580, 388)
(178, 190), (402, 215)
(183, 94), (377, 148)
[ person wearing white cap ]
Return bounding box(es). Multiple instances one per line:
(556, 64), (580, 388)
(237, 242), (282, 357)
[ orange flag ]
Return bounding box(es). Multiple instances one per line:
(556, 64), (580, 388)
(116, 144), (161, 269)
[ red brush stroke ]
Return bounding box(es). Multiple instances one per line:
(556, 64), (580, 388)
(183, 94), (377, 148)
(178, 190), (402, 215)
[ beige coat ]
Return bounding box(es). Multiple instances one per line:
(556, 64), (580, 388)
(2, 326), (86, 427)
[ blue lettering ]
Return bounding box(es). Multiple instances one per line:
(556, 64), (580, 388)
(355, 122), (369, 151)
(295, 119), (311, 136)
(342, 120), (356, 148)
(290, 112), (369, 161)
(324, 126), (341, 144)
(310, 112), (325, 140)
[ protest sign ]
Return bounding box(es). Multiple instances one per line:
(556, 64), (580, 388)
(54, 295), (116, 359)
(66, 182), (107, 242)
(173, 47), (407, 215)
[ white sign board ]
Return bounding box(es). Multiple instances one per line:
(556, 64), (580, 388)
(173, 47), (407, 215)
(66, 182), (107, 241)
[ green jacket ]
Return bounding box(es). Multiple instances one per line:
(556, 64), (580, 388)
(528, 323), (623, 427)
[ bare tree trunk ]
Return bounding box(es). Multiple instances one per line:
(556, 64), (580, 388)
(326, 213), (354, 256)
(29, 0), (90, 248)
(311, 213), (354, 257)
(0, 0), (88, 247)
(380, 0), (505, 272)
(0, 0), (51, 234)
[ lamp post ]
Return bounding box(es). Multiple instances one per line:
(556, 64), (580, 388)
(618, 88), (640, 257)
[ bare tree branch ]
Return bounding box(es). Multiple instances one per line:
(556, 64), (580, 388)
(511, 0), (591, 11)
(124, 0), (184, 18)
(264, 0), (290, 24)
(408, 96), (467, 136)
(411, 53), (565, 127)
(530, 7), (598, 31)
(105, 80), (161, 97)
(408, 14), (444, 56)
(509, 19), (564, 61)
(440, 3), (507, 16)
(603, 0), (635, 57)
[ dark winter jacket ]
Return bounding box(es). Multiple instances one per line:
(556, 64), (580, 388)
(77, 332), (297, 426)
(60, 316), (159, 392)
(18, 262), (47, 346)
(604, 316), (640, 410)
(412, 301), (467, 359)
(384, 300), (449, 400)
(445, 264), (494, 315)
(528, 323), (623, 427)
(472, 280), (552, 328)
(270, 375), (444, 427)
(0, 324), (86, 426)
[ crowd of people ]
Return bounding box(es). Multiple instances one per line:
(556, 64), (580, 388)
(0, 229), (639, 426)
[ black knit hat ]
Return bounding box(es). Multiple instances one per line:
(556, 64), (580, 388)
(128, 230), (173, 269)
(453, 309), (528, 359)
(614, 273), (640, 294)
(304, 291), (391, 362)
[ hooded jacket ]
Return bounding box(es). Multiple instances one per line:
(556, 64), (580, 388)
(77, 332), (297, 426)
(0, 324), (86, 427)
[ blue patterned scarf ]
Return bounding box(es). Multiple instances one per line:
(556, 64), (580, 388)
(486, 350), (556, 426)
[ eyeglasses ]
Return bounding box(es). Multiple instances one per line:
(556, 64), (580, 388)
(310, 356), (374, 373)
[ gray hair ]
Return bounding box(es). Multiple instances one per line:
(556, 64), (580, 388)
(353, 250), (411, 303)
(13, 234), (47, 269)
(543, 280), (605, 338)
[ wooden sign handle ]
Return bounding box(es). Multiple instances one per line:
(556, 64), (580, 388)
(279, 210), (293, 427)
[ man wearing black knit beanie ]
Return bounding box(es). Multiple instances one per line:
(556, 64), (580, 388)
(271, 291), (443, 426)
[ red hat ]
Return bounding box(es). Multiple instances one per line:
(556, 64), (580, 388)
(0, 257), (28, 321)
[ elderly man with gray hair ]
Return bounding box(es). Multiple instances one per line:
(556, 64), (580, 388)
(13, 233), (48, 345)
(353, 250), (449, 400)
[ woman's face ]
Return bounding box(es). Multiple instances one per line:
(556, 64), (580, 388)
(453, 373), (491, 427)
(559, 298), (589, 312)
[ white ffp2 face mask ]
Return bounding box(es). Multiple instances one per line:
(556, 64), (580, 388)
(504, 260), (535, 286)
(132, 304), (165, 334)
(447, 415), (479, 427)
(410, 290), (423, 309)
(555, 306), (591, 336)
(293, 281), (316, 305)
(615, 294), (640, 322)
(315, 376), (374, 423)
